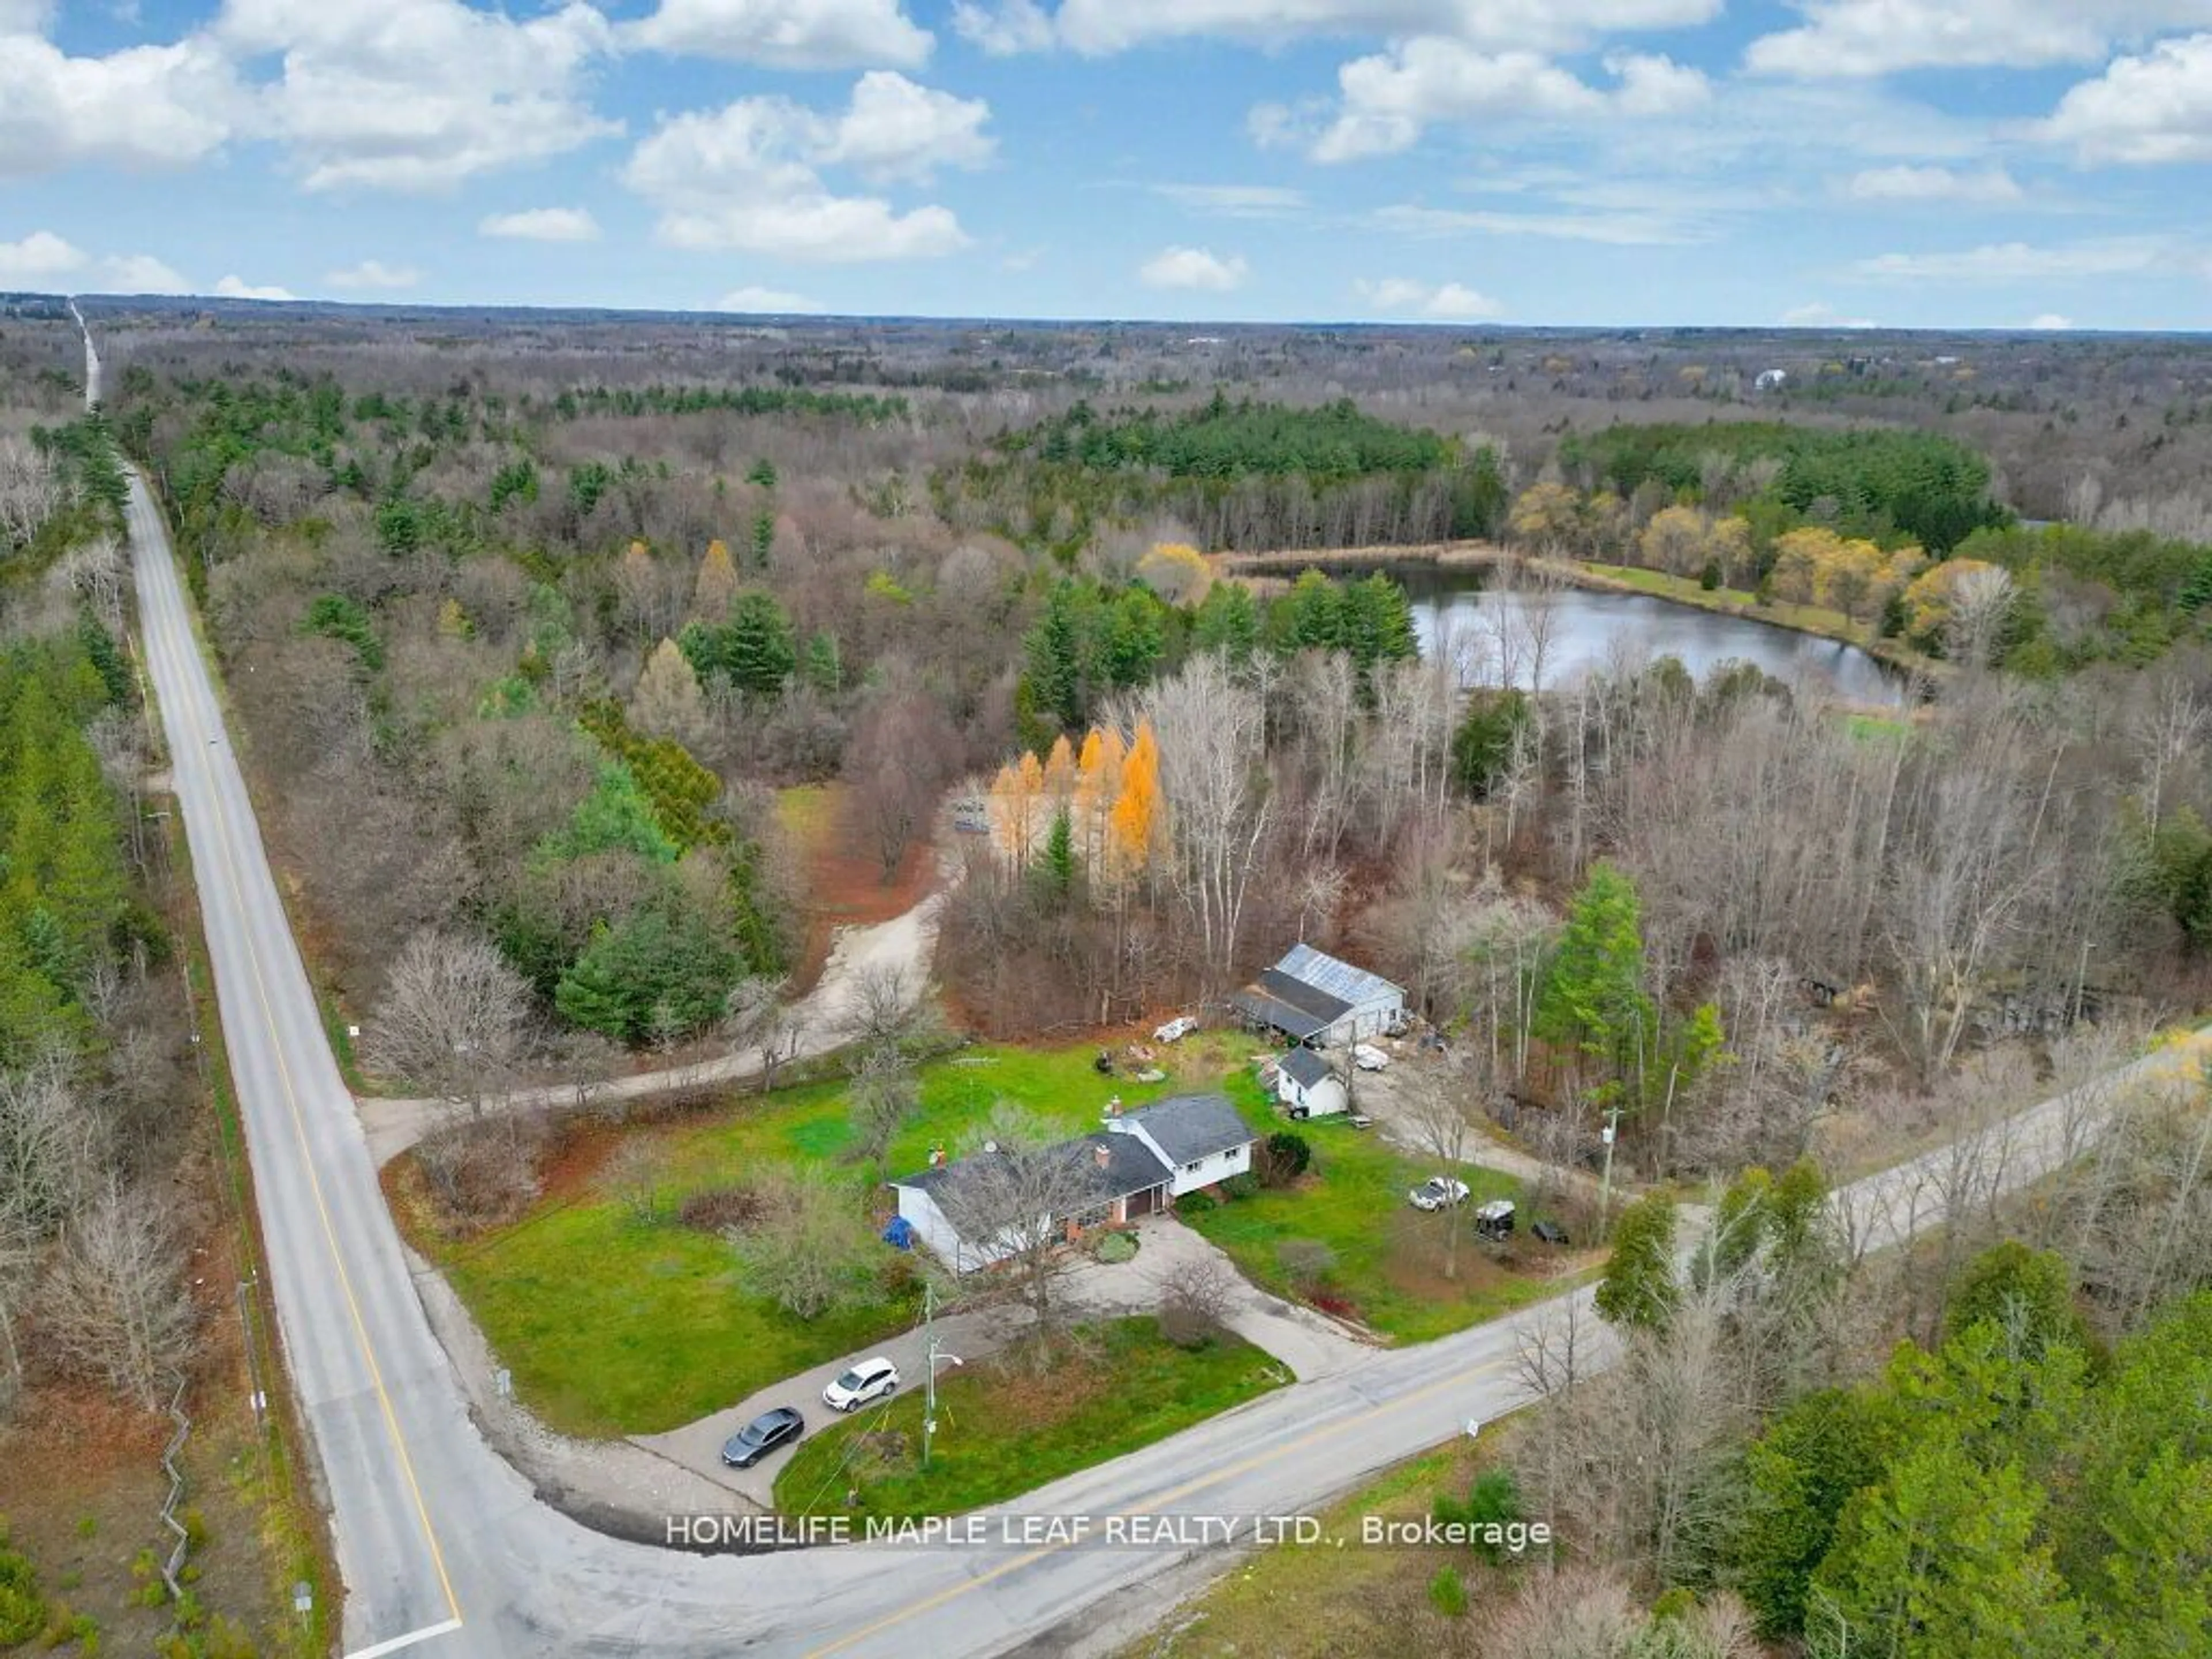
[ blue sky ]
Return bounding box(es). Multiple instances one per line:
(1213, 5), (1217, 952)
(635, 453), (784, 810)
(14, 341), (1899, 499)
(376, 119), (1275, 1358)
(3, 1), (2210, 328)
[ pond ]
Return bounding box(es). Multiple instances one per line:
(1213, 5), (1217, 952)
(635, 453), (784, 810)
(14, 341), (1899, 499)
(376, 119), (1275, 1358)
(1387, 566), (1902, 705)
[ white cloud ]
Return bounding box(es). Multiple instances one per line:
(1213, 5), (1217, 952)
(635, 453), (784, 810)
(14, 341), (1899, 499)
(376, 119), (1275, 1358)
(815, 71), (994, 183)
(1747, 1), (2207, 79)
(717, 285), (827, 312)
(1780, 300), (1878, 327)
(1355, 275), (1502, 318)
(630, 0), (931, 69)
(214, 274), (296, 301)
(1311, 40), (1708, 161)
(1153, 183), (1307, 217)
(953, 0), (1724, 58)
(94, 253), (191, 293)
(0, 1), (54, 32)
(1375, 202), (1703, 245)
(0, 229), (86, 282)
(624, 77), (987, 261)
(215, 0), (619, 192)
(0, 31), (237, 179)
(1605, 52), (1711, 118)
(1139, 245), (1248, 291)
(1843, 164), (2024, 203)
(951, 0), (1053, 54)
(2026, 312), (2074, 329)
(326, 259), (418, 290)
(1852, 239), (2167, 282)
(479, 207), (601, 243)
(2046, 34), (2212, 165)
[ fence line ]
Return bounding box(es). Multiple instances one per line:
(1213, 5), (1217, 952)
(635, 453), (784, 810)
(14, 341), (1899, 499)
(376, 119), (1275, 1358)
(158, 1371), (191, 1599)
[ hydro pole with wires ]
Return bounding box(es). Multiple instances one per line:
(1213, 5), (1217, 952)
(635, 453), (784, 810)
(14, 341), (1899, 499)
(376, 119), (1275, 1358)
(922, 1280), (963, 1471)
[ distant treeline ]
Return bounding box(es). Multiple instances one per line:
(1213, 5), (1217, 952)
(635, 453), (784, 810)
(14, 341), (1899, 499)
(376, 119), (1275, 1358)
(1562, 421), (2010, 553)
(943, 393), (1508, 557)
(542, 384), (909, 425)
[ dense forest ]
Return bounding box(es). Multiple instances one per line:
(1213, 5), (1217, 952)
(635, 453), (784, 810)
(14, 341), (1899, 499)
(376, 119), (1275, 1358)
(939, 393), (1511, 557)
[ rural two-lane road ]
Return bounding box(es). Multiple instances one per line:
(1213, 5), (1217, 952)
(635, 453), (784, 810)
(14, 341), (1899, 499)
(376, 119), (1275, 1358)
(101, 315), (2206, 1659)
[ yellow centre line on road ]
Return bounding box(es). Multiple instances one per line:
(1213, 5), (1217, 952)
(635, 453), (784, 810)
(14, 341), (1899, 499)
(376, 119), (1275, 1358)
(138, 493), (463, 1635)
(803, 1356), (1511, 1658)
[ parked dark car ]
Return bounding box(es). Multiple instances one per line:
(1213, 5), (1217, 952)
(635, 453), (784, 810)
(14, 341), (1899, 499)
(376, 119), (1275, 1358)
(1532, 1219), (1570, 1247)
(722, 1406), (805, 1468)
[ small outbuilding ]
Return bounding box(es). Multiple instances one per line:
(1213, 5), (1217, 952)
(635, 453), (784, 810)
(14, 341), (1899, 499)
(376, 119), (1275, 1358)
(1275, 1047), (1349, 1120)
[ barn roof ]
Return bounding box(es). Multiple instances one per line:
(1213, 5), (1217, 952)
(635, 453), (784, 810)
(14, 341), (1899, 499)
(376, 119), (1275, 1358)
(1279, 1047), (1332, 1088)
(1229, 968), (1351, 1040)
(1274, 943), (1404, 1007)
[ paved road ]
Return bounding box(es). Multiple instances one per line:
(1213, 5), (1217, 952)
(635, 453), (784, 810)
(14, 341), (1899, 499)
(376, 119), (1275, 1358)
(111, 315), (2208, 1659)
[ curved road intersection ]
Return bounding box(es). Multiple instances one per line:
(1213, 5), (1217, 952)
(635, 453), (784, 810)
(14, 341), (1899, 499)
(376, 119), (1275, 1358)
(109, 321), (2206, 1659)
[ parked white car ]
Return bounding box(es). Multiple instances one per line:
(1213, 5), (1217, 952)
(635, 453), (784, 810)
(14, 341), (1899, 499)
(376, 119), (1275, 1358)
(1353, 1043), (1389, 1071)
(1408, 1176), (1471, 1211)
(1153, 1016), (1198, 1043)
(821, 1355), (900, 1412)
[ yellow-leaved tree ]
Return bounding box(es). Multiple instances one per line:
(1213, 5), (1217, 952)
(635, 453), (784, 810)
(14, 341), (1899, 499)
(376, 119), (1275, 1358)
(1042, 733), (1076, 807)
(1108, 720), (1164, 881)
(694, 538), (738, 619)
(1136, 541), (1212, 605)
(1508, 482), (1584, 552)
(1074, 725), (1124, 872)
(992, 751), (1048, 866)
(1638, 505), (1709, 578)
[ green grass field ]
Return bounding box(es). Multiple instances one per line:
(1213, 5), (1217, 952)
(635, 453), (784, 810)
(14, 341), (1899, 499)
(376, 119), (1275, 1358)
(425, 1035), (1264, 1437)
(1580, 560), (1869, 643)
(773, 1317), (1286, 1519)
(1185, 1122), (1562, 1343)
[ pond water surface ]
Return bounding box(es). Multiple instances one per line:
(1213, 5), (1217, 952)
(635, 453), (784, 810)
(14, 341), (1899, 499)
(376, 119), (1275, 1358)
(1386, 567), (1902, 705)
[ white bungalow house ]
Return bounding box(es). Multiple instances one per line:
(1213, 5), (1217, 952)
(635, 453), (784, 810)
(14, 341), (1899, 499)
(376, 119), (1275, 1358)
(887, 1093), (1256, 1274)
(1230, 944), (1406, 1049)
(1275, 1046), (1348, 1120)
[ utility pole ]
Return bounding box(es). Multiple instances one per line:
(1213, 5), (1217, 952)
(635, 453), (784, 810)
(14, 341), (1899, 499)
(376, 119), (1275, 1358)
(921, 1282), (962, 1472)
(1597, 1099), (1623, 1238)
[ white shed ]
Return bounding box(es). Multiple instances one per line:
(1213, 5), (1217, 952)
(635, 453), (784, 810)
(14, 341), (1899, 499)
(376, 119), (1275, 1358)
(1275, 1047), (1348, 1119)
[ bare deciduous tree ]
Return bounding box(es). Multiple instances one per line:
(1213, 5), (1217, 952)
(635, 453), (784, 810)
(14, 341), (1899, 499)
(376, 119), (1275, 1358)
(847, 1044), (921, 1169)
(722, 974), (801, 1094)
(363, 929), (534, 1109)
(933, 1105), (1104, 1338)
(838, 961), (941, 1054)
(44, 1181), (199, 1412)
(725, 1168), (882, 1320)
(1133, 653), (1274, 980)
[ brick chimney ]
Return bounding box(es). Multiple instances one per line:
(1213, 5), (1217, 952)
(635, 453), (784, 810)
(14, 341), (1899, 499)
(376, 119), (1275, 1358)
(927, 1145), (946, 1167)
(1093, 1142), (1111, 1169)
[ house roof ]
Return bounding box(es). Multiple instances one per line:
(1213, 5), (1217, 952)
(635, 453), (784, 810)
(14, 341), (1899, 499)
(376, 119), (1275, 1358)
(1078, 1131), (1174, 1198)
(1279, 1047), (1332, 1088)
(1229, 967), (1352, 1040)
(890, 1135), (1171, 1205)
(1275, 943), (1404, 1008)
(1122, 1092), (1255, 1165)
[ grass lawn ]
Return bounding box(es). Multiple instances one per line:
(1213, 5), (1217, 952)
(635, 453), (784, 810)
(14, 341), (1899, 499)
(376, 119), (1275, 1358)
(1185, 1120), (1566, 1344)
(419, 1035), (1262, 1437)
(1581, 560), (1868, 643)
(773, 1317), (1287, 1520)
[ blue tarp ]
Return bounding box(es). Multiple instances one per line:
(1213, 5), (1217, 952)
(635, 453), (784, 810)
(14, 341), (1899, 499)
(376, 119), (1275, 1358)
(881, 1215), (915, 1251)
